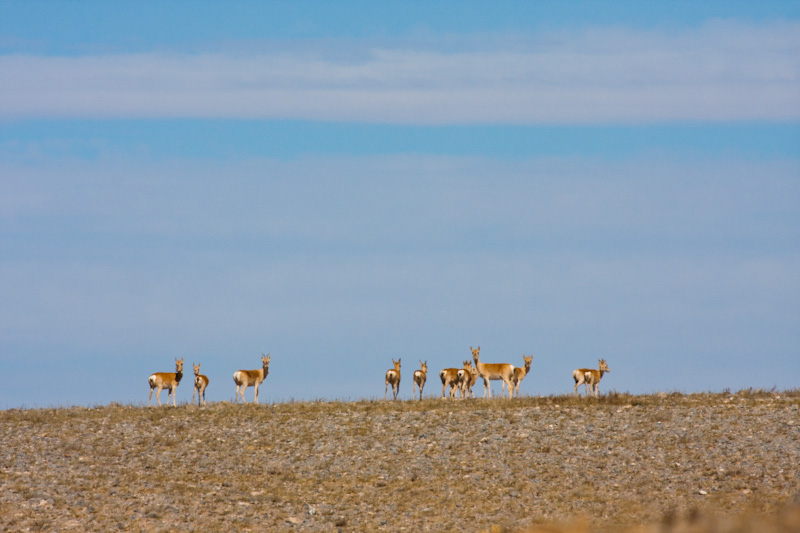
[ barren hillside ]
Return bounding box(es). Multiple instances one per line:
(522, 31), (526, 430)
(1, 390), (799, 532)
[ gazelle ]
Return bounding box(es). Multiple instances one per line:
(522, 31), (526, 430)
(233, 354), (271, 404)
(510, 355), (533, 398)
(148, 357), (184, 407)
(457, 360), (478, 399)
(439, 366), (463, 399)
(573, 358), (610, 397)
(471, 346), (515, 399)
(192, 363), (209, 406)
(385, 358), (401, 400)
(464, 361), (478, 398)
(412, 360), (427, 400)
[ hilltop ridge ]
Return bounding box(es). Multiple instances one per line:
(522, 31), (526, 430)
(2, 390), (799, 531)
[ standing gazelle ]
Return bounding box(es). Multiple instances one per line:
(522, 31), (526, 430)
(192, 363), (209, 406)
(439, 367), (463, 399)
(471, 346), (515, 399)
(385, 358), (401, 400)
(573, 358), (610, 397)
(233, 354), (271, 404)
(510, 355), (533, 398)
(148, 357), (184, 407)
(412, 360), (427, 400)
(457, 360), (477, 399)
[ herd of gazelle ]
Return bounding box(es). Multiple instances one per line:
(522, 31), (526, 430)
(385, 347), (609, 401)
(149, 350), (609, 406)
(148, 354), (271, 406)
(434, 347), (532, 400)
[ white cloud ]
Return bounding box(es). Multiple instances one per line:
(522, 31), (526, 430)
(1, 21), (798, 123)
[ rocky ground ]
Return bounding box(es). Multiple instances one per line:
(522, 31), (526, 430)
(1, 390), (799, 532)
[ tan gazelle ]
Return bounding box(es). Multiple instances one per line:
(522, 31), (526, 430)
(573, 359), (610, 397)
(510, 355), (533, 398)
(472, 346), (514, 399)
(439, 366), (463, 399)
(412, 360), (427, 400)
(385, 358), (401, 400)
(233, 354), (271, 404)
(192, 363), (209, 406)
(148, 357), (184, 407)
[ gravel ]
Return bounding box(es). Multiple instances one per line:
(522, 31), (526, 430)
(1, 390), (798, 531)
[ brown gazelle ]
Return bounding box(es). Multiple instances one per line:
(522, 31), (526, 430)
(573, 358), (610, 397)
(439, 366), (463, 399)
(233, 354), (271, 404)
(148, 357), (184, 407)
(412, 360), (427, 400)
(457, 360), (478, 399)
(192, 363), (209, 406)
(464, 361), (479, 398)
(510, 355), (533, 398)
(385, 358), (401, 400)
(471, 346), (515, 399)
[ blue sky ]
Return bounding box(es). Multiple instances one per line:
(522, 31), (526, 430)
(1, 1), (799, 408)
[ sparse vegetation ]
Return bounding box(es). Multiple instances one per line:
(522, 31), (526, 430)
(1, 390), (799, 531)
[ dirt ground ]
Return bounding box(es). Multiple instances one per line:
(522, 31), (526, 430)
(1, 390), (798, 532)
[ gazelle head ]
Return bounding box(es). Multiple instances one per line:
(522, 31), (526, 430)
(261, 354), (271, 369)
(392, 358), (401, 371)
(522, 355), (533, 371)
(419, 360), (427, 373)
(599, 359), (610, 373)
(175, 358), (184, 373)
(192, 362), (201, 376)
(470, 346), (480, 364)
